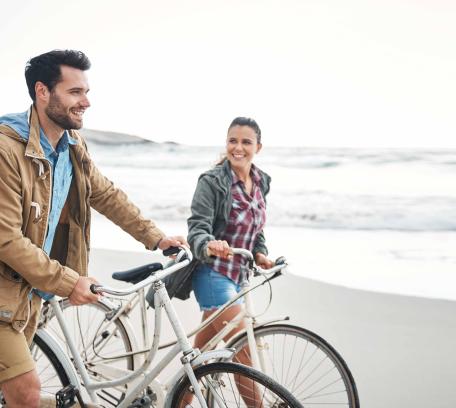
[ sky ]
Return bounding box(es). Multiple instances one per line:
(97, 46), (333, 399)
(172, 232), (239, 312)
(1, 0), (455, 148)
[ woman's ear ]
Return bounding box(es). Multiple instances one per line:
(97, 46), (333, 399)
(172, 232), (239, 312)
(256, 142), (263, 154)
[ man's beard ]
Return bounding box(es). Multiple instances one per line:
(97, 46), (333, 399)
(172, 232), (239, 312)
(45, 93), (82, 130)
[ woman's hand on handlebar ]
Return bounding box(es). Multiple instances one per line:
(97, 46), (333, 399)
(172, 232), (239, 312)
(207, 240), (232, 259)
(255, 252), (275, 269)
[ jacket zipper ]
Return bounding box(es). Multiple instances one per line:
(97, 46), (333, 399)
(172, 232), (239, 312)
(81, 159), (89, 270)
(40, 160), (53, 248)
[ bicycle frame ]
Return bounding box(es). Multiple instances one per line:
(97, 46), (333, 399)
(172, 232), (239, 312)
(192, 276), (288, 372)
(89, 260), (289, 378)
(43, 258), (236, 408)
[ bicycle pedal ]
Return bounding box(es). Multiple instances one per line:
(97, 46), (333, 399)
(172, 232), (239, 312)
(128, 395), (152, 407)
(56, 385), (78, 408)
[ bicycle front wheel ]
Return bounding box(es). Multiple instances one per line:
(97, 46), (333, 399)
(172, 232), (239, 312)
(170, 361), (302, 407)
(41, 298), (135, 407)
(227, 324), (359, 408)
(31, 332), (71, 397)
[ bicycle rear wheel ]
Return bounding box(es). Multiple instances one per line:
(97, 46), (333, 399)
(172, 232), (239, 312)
(227, 324), (359, 408)
(170, 361), (302, 407)
(40, 299), (135, 407)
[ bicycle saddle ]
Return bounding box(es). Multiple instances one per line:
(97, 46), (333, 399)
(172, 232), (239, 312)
(112, 263), (163, 284)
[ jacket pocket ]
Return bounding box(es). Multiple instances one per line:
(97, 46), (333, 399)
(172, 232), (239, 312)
(0, 265), (23, 323)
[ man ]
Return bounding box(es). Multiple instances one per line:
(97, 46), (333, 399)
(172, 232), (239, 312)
(0, 50), (186, 407)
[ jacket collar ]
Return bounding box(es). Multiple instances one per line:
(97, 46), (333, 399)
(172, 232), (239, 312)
(205, 159), (266, 187)
(0, 106), (46, 159)
(222, 158), (271, 196)
(24, 105), (46, 159)
(230, 163), (262, 187)
(213, 159), (233, 193)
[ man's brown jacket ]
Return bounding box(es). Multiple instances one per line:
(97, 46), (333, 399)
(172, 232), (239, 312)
(0, 106), (164, 332)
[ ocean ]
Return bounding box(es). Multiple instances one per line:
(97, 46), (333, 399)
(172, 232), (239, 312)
(87, 141), (456, 300)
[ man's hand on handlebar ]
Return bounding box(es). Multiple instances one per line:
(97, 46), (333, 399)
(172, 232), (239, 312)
(255, 253), (275, 270)
(69, 276), (101, 305)
(158, 236), (188, 252)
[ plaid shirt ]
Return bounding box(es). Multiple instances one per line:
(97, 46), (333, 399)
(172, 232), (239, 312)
(212, 165), (266, 283)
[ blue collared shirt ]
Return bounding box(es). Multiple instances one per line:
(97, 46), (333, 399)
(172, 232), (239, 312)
(35, 130), (77, 300)
(39, 129), (77, 255)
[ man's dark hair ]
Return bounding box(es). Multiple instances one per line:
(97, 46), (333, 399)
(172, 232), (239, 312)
(228, 117), (262, 143)
(25, 49), (91, 101)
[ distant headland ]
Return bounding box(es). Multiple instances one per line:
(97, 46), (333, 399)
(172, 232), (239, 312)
(80, 128), (178, 146)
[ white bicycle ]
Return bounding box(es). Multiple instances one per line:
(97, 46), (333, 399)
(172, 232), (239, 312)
(28, 247), (302, 407)
(36, 247), (359, 407)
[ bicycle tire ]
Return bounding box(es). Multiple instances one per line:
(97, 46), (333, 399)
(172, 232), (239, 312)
(170, 361), (303, 407)
(41, 299), (135, 407)
(31, 333), (71, 396)
(226, 324), (359, 408)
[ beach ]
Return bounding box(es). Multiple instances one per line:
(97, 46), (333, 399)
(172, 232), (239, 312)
(89, 218), (456, 408)
(86, 140), (456, 303)
(84, 139), (456, 407)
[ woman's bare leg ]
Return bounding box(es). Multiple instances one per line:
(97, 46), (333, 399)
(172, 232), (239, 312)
(180, 305), (263, 407)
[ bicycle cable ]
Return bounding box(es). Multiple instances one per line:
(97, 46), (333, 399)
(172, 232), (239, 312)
(76, 306), (89, 362)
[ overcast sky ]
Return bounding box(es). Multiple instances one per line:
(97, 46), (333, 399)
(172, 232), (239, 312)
(1, 0), (455, 147)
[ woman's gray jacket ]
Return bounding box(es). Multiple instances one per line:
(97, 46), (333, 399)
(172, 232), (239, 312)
(147, 160), (271, 307)
(188, 159), (271, 264)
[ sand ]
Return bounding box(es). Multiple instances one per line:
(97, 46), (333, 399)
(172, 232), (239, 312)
(88, 246), (456, 408)
(91, 215), (456, 301)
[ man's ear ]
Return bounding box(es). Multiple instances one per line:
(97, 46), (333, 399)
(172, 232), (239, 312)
(35, 81), (49, 103)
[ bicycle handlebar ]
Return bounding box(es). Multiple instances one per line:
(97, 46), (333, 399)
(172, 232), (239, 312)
(90, 246), (192, 296)
(230, 248), (288, 276)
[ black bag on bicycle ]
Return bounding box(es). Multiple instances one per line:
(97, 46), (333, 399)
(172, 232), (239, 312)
(146, 259), (198, 308)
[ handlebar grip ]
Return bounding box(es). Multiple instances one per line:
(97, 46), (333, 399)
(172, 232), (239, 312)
(90, 284), (100, 294)
(163, 246), (181, 257)
(275, 256), (287, 266)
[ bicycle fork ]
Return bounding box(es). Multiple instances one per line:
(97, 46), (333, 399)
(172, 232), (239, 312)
(49, 297), (101, 405)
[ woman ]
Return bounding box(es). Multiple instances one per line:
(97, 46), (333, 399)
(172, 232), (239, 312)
(187, 116), (274, 357)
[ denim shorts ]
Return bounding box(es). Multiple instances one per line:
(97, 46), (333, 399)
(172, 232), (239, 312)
(192, 264), (243, 311)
